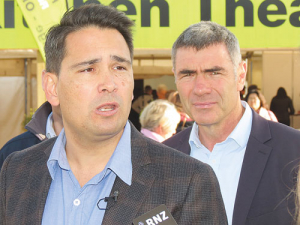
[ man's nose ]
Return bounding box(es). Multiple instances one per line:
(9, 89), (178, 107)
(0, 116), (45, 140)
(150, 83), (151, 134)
(97, 70), (117, 93)
(193, 74), (212, 96)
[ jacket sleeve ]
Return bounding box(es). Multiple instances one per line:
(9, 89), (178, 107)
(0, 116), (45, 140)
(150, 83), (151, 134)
(0, 153), (12, 225)
(176, 164), (228, 225)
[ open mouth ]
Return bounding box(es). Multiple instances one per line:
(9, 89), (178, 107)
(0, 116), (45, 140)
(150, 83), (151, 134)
(96, 102), (119, 115)
(98, 105), (116, 112)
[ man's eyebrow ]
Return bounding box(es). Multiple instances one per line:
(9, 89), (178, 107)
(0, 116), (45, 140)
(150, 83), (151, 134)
(70, 58), (101, 70)
(178, 69), (197, 75)
(111, 55), (131, 65)
(203, 66), (225, 73)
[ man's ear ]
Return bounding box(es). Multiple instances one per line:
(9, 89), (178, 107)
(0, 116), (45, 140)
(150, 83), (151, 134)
(237, 61), (247, 91)
(42, 71), (60, 106)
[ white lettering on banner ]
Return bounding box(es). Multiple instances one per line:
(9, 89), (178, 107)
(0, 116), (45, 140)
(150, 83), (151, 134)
(38, 0), (49, 10)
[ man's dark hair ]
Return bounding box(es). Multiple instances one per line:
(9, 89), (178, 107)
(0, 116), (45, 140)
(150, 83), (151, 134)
(44, 4), (134, 75)
(144, 85), (152, 94)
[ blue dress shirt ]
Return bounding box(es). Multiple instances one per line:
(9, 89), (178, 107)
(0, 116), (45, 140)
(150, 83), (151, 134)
(46, 112), (57, 139)
(189, 101), (252, 225)
(42, 121), (132, 225)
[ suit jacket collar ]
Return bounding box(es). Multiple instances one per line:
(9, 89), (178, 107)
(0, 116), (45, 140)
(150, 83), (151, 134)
(28, 137), (56, 224)
(102, 123), (156, 224)
(175, 126), (192, 155)
(36, 124), (156, 224)
(232, 109), (272, 225)
(173, 109), (273, 225)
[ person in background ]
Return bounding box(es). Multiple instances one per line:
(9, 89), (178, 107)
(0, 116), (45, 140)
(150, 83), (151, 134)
(168, 91), (193, 133)
(0, 70), (63, 171)
(245, 90), (278, 122)
(248, 84), (269, 109)
(240, 86), (245, 100)
(163, 21), (300, 225)
(140, 100), (180, 142)
(131, 85), (153, 114)
(156, 84), (168, 99)
(0, 5), (227, 224)
(270, 87), (295, 126)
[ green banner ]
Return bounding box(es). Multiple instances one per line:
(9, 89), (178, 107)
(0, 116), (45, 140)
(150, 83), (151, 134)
(14, 0), (67, 60)
(1, 0), (300, 54)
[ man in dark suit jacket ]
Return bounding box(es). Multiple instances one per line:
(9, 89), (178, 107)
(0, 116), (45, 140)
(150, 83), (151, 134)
(163, 21), (300, 225)
(0, 101), (63, 170)
(0, 5), (227, 225)
(0, 123), (227, 225)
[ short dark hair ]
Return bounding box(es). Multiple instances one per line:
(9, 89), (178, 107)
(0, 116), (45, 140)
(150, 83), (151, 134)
(144, 85), (152, 93)
(172, 21), (241, 71)
(44, 3), (134, 75)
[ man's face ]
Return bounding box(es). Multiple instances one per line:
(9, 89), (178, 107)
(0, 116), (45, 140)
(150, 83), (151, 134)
(53, 27), (134, 140)
(174, 44), (246, 127)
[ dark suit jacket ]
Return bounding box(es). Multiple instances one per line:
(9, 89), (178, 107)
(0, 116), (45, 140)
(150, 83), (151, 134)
(0, 124), (227, 225)
(163, 110), (300, 225)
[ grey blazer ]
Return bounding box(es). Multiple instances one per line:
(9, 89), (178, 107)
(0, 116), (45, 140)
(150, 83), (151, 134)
(0, 123), (227, 225)
(163, 109), (300, 225)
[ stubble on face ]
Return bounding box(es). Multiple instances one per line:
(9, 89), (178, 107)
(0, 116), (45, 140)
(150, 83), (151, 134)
(174, 45), (245, 132)
(56, 27), (134, 145)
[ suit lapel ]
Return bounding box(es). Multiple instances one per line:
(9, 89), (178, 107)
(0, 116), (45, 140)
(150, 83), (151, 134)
(36, 139), (55, 223)
(232, 111), (272, 225)
(102, 124), (156, 224)
(179, 127), (192, 155)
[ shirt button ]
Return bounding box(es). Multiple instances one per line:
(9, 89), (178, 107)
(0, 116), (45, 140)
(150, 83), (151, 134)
(73, 199), (80, 206)
(212, 159), (216, 164)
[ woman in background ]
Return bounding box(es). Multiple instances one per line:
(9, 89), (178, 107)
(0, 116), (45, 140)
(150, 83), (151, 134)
(271, 87), (295, 126)
(246, 90), (278, 122)
(139, 100), (180, 142)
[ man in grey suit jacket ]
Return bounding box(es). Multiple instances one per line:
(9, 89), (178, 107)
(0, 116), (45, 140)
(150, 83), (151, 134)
(163, 21), (300, 225)
(0, 5), (227, 225)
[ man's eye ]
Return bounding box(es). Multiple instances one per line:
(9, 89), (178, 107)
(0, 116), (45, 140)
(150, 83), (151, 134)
(212, 71), (219, 75)
(183, 73), (193, 77)
(114, 66), (126, 70)
(81, 68), (94, 72)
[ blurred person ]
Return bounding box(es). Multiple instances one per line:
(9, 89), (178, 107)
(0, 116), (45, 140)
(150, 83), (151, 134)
(131, 85), (153, 114)
(0, 4), (227, 225)
(156, 83), (167, 99)
(151, 89), (158, 100)
(163, 21), (300, 225)
(165, 89), (176, 100)
(168, 91), (193, 133)
(271, 87), (295, 126)
(245, 90), (277, 122)
(140, 100), (180, 142)
(248, 84), (269, 109)
(0, 70), (63, 171)
(240, 86), (245, 100)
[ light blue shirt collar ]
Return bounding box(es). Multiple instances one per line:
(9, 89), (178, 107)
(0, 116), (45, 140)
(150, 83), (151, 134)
(189, 101), (252, 150)
(46, 112), (56, 139)
(47, 121), (132, 186)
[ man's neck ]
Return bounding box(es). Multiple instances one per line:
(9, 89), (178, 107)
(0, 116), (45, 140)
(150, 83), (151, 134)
(52, 112), (63, 136)
(64, 129), (124, 187)
(198, 104), (245, 151)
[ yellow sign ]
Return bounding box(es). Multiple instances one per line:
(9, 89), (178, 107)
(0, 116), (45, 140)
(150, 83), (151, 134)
(1, 0), (300, 53)
(15, 0), (67, 60)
